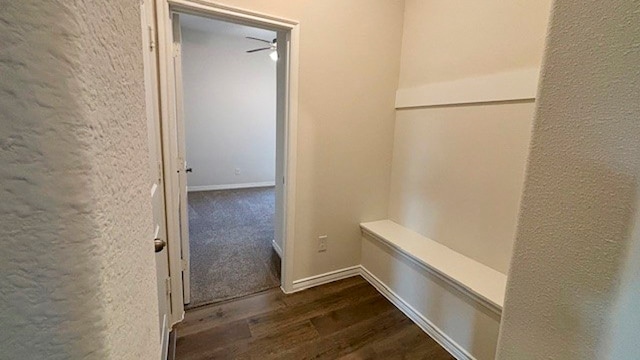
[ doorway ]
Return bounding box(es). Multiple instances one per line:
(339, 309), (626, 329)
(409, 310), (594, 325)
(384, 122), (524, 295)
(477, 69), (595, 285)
(154, 0), (299, 323)
(179, 14), (280, 307)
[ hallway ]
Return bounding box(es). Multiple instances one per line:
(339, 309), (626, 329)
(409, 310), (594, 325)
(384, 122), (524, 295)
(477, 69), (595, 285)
(6, 1), (640, 359)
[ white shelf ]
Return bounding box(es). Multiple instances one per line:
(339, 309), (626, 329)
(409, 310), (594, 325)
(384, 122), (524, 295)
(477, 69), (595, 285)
(395, 68), (539, 109)
(360, 220), (507, 314)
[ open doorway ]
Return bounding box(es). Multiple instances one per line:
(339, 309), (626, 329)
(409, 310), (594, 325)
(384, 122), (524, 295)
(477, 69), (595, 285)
(155, 0), (298, 323)
(179, 14), (280, 308)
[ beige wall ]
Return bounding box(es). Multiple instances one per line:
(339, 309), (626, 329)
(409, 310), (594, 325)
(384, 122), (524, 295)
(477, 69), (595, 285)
(497, 1), (640, 358)
(389, 0), (552, 273)
(212, 0), (405, 279)
(399, 0), (552, 87)
(1, 1), (159, 359)
(389, 103), (535, 272)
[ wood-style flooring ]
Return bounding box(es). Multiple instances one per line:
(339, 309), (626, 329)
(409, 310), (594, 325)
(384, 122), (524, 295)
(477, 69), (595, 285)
(175, 276), (454, 360)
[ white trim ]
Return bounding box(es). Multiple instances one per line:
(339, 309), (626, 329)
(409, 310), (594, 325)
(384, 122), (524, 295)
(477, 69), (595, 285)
(360, 221), (505, 315)
(187, 181), (275, 192)
(157, 0), (186, 326)
(168, 0), (297, 29)
(279, 24), (300, 294)
(173, 13), (192, 307)
(160, 314), (170, 360)
(287, 265), (362, 293)
(271, 239), (283, 258)
(359, 266), (474, 360)
(395, 68), (539, 109)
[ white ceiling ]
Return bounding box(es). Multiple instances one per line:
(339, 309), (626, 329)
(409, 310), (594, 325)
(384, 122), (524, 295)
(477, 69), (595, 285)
(180, 13), (276, 41)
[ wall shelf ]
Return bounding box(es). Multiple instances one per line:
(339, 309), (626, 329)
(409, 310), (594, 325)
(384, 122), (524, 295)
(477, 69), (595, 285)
(395, 68), (540, 109)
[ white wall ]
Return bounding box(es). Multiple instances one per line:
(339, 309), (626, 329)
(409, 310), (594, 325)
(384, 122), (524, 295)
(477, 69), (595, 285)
(497, 1), (640, 358)
(0, 2), (159, 359)
(388, 0), (552, 273)
(198, 0), (405, 280)
(181, 16), (276, 189)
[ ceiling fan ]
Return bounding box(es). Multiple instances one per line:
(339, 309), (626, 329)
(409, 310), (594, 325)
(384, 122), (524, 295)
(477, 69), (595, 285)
(246, 36), (278, 61)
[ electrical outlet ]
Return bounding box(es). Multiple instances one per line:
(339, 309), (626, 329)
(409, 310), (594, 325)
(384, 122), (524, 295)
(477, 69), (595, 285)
(318, 235), (328, 252)
(235, 168), (241, 175)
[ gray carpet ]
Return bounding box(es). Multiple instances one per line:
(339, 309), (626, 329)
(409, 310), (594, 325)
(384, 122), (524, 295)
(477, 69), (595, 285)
(186, 187), (280, 308)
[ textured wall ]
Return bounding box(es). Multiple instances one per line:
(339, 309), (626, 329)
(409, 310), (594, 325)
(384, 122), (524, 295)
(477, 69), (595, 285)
(0, 1), (159, 359)
(182, 0), (405, 280)
(497, 0), (640, 358)
(181, 16), (277, 188)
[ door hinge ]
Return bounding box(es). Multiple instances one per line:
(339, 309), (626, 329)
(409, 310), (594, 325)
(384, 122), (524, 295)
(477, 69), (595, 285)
(148, 25), (155, 52)
(165, 277), (171, 297)
(181, 258), (188, 271)
(173, 42), (181, 58)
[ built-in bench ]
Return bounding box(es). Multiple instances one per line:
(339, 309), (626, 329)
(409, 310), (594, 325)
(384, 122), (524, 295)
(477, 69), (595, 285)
(360, 220), (507, 315)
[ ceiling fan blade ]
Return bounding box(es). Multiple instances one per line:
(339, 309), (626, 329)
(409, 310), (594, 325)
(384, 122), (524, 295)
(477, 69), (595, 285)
(246, 36), (272, 44)
(246, 47), (271, 53)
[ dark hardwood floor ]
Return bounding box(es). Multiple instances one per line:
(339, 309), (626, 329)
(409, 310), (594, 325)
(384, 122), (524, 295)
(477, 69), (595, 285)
(175, 276), (454, 360)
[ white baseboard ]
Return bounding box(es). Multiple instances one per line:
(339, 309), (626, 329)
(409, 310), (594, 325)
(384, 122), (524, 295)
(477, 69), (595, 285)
(160, 314), (169, 360)
(359, 266), (474, 360)
(289, 265), (361, 293)
(188, 181), (275, 192)
(271, 239), (283, 258)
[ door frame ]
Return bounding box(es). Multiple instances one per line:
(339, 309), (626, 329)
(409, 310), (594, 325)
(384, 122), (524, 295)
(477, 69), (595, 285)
(140, 0), (172, 356)
(155, 0), (300, 325)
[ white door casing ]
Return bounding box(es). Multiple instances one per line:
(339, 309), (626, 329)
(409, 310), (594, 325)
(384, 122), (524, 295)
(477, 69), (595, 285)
(171, 15), (191, 305)
(141, 0), (172, 356)
(156, 0), (187, 324)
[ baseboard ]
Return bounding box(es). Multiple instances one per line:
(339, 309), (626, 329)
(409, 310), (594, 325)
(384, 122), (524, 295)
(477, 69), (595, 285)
(188, 181), (275, 192)
(160, 314), (170, 360)
(271, 239), (283, 258)
(359, 265), (474, 360)
(289, 265), (361, 293)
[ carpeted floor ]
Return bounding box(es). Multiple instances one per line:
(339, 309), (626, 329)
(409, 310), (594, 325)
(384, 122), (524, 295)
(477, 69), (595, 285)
(186, 187), (280, 308)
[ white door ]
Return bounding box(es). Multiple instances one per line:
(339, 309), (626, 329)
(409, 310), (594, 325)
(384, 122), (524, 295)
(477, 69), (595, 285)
(172, 15), (192, 305)
(141, 0), (172, 351)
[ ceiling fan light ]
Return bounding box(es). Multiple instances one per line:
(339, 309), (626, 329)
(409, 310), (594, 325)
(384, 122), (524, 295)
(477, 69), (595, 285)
(269, 51), (278, 61)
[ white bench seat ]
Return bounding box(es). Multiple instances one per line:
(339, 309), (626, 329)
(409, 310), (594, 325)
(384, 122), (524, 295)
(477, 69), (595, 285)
(360, 220), (507, 314)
